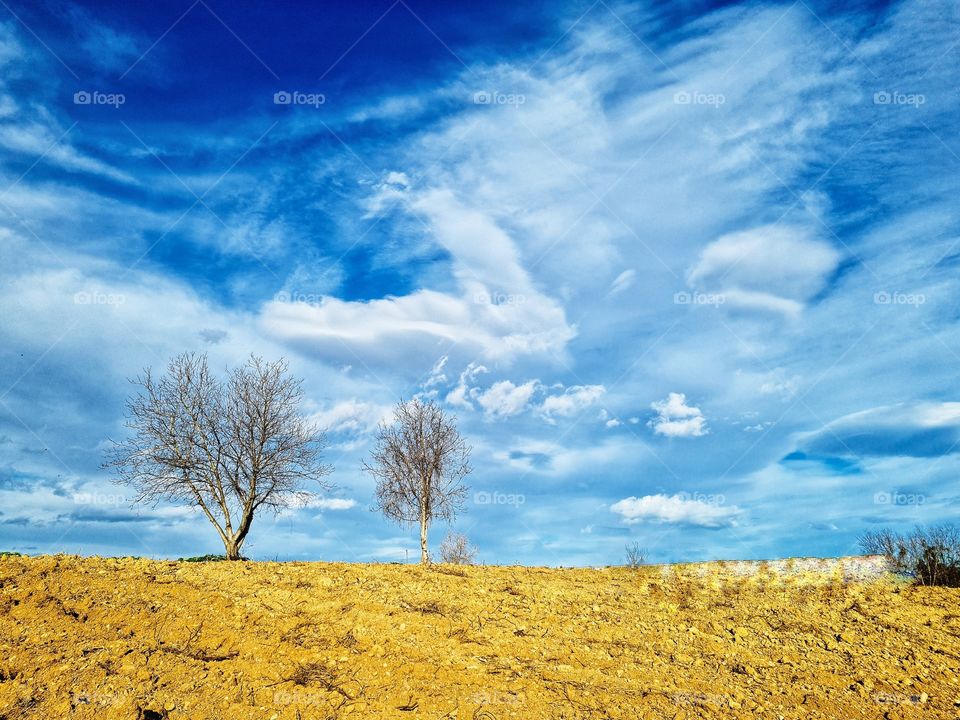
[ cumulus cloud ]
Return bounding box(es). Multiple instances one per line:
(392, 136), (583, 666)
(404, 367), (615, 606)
(610, 494), (740, 528)
(648, 393), (708, 437)
(445, 362), (489, 409)
(476, 380), (540, 417)
(432, 362), (604, 421)
(539, 385), (606, 420)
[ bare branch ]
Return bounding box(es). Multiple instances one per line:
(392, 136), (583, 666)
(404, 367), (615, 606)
(104, 353), (334, 559)
(364, 398), (471, 564)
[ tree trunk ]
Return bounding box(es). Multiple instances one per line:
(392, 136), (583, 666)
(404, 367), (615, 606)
(224, 536), (243, 561)
(419, 514), (429, 564)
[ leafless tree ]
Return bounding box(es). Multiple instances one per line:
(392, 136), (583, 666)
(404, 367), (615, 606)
(439, 531), (478, 565)
(624, 542), (647, 569)
(104, 353), (333, 560)
(364, 398), (471, 564)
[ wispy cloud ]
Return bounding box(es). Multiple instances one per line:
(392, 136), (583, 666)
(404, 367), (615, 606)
(0, 0), (957, 564)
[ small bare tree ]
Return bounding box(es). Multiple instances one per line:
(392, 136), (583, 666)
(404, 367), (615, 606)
(105, 353), (333, 560)
(625, 542), (647, 569)
(439, 531), (478, 565)
(364, 398), (471, 564)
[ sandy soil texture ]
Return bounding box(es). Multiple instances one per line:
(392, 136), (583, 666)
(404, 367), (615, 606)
(0, 554), (957, 719)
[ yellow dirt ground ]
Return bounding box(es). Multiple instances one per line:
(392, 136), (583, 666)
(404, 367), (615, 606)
(0, 555), (958, 719)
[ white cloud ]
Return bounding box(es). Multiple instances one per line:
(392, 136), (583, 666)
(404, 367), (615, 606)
(539, 384), (606, 419)
(717, 288), (805, 317)
(363, 170), (413, 217)
(489, 436), (636, 476)
(279, 493), (359, 518)
(686, 225), (840, 316)
(349, 95), (426, 124)
(796, 402), (960, 458)
(759, 370), (801, 400)
(610, 494), (740, 528)
(434, 362), (603, 422)
(263, 189), (576, 365)
(422, 355), (449, 389)
(445, 361), (489, 409)
(309, 399), (393, 436)
(304, 496), (357, 511)
(476, 379), (539, 417)
(0, 124), (136, 184)
(261, 287), (574, 365)
(648, 393), (708, 437)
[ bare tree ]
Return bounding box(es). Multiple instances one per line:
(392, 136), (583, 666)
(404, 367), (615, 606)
(104, 353), (333, 560)
(624, 542), (647, 569)
(439, 531), (478, 565)
(364, 398), (471, 564)
(858, 528), (909, 572)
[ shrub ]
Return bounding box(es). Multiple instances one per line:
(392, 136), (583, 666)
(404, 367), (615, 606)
(859, 524), (960, 587)
(438, 532), (478, 565)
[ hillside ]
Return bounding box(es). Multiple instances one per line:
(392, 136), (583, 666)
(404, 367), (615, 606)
(0, 554), (957, 719)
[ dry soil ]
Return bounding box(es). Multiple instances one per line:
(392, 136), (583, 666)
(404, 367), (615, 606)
(0, 554), (958, 719)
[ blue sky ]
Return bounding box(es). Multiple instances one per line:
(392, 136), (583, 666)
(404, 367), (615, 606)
(0, 0), (957, 565)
